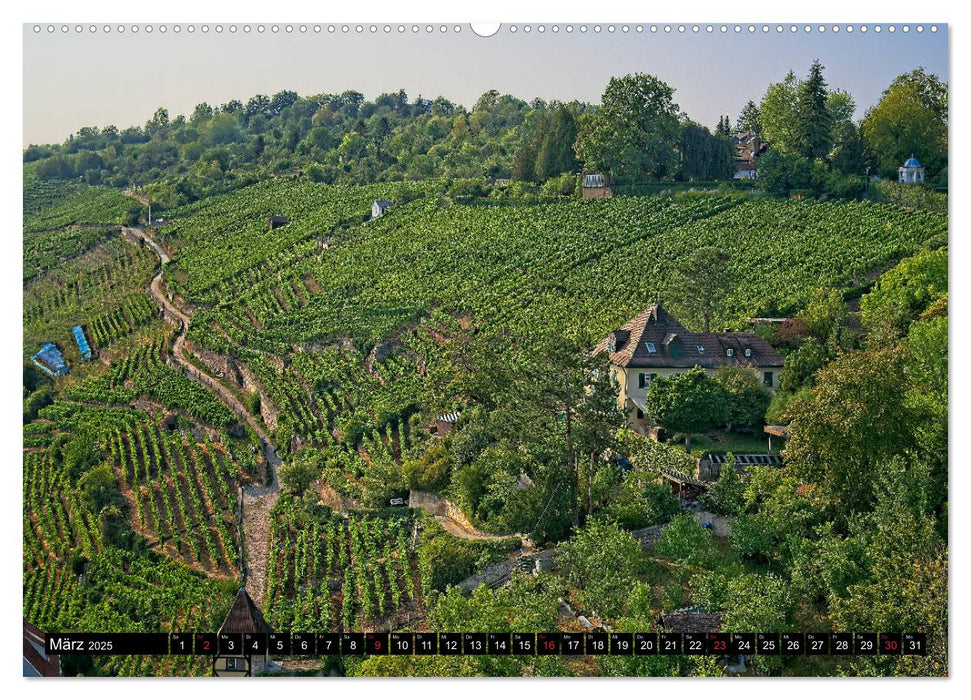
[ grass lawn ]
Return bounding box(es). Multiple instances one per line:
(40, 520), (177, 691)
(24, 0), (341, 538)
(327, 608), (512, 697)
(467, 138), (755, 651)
(677, 430), (778, 458)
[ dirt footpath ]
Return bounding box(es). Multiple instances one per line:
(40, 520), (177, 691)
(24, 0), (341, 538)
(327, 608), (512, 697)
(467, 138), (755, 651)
(123, 224), (284, 606)
(693, 510), (732, 537)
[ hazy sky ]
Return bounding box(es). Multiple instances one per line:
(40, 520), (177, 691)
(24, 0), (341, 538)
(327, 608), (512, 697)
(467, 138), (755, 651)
(22, 23), (948, 145)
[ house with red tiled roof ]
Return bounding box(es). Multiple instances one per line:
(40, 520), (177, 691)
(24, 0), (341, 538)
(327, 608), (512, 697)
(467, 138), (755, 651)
(594, 304), (784, 429)
(732, 131), (768, 180)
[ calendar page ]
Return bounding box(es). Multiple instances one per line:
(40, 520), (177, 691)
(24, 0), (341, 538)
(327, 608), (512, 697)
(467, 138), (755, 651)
(20, 9), (949, 683)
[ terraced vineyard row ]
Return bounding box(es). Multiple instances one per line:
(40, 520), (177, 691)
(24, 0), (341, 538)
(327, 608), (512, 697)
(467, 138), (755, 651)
(263, 497), (421, 632)
(24, 236), (158, 356)
(104, 414), (242, 574)
(23, 450), (102, 566)
(67, 333), (239, 428)
(23, 179), (134, 233)
(161, 180), (442, 303)
(23, 443), (225, 679)
(182, 193), (940, 355)
(87, 295), (159, 347)
(24, 226), (117, 283)
(24, 393), (255, 676)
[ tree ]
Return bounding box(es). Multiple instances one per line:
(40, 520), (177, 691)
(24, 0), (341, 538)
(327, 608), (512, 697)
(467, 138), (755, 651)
(99, 505), (129, 546)
(654, 512), (713, 565)
(402, 442), (453, 492)
(337, 131), (366, 163)
(677, 121), (734, 180)
(278, 449), (321, 497)
(827, 89), (856, 143)
(830, 120), (867, 176)
(559, 518), (648, 618)
(784, 345), (916, 513)
(35, 155), (76, 180)
(755, 148), (822, 196)
(860, 247), (947, 340)
(759, 71), (801, 152)
(124, 203), (144, 227)
(506, 332), (625, 527)
(270, 90), (299, 115)
(62, 436), (104, 483)
(534, 104), (580, 180)
(23, 385), (52, 423)
(573, 350), (628, 517)
(511, 111), (547, 182)
(736, 100), (761, 133)
(574, 73), (680, 183)
(779, 338), (830, 392)
(449, 115), (469, 142)
(146, 107), (170, 139)
(907, 310), (948, 446)
(714, 115), (732, 136)
(713, 367), (771, 431)
(665, 246), (733, 333)
(860, 68), (947, 178)
(795, 60), (833, 160)
(243, 94), (271, 120)
(204, 113), (243, 146)
(79, 463), (119, 513)
(700, 456), (745, 515)
(828, 509), (947, 676)
(190, 102), (213, 125)
(220, 99), (243, 115)
(603, 475), (680, 529)
(802, 286), (846, 348)
(720, 573), (794, 632)
(431, 96), (455, 116)
(370, 116), (391, 159)
(645, 367), (730, 452)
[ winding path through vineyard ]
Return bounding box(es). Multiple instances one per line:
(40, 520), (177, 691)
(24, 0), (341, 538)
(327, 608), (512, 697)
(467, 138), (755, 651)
(123, 225), (282, 603)
(122, 217), (541, 606)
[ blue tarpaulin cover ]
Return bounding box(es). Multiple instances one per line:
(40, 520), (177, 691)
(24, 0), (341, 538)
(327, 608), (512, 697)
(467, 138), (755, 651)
(32, 343), (67, 376)
(72, 325), (91, 360)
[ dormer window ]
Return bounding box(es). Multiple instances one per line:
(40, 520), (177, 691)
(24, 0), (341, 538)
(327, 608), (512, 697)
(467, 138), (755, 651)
(697, 345), (705, 354)
(608, 338), (617, 352)
(744, 348), (752, 358)
(726, 348), (735, 357)
(646, 342), (657, 354)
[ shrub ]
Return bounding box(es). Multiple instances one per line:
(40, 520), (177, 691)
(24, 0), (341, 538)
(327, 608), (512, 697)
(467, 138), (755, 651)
(780, 339), (830, 392)
(278, 449), (322, 497)
(701, 457), (745, 516)
(79, 463), (119, 512)
(729, 513), (774, 563)
(559, 518), (648, 618)
(417, 518), (519, 594)
(401, 442), (453, 492)
(654, 513), (714, 566)
(603, 476), (681, 529)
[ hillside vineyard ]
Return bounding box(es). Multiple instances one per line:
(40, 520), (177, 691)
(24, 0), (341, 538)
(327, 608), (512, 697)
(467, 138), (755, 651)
(22, 176), (948, 677)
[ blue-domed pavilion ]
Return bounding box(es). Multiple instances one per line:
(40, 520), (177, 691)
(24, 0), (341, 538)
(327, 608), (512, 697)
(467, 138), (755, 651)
(898, 155), (925, 184)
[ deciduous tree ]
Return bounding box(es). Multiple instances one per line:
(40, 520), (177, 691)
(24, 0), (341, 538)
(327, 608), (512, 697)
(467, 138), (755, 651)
(645, 367), (730, 452)
(575, 73), (680, 183)
(860, 68), (947, 177)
